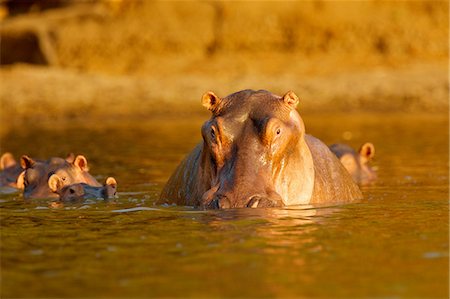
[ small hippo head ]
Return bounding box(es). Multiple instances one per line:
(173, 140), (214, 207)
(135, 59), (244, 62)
(199, 89), (305, 209)
(330, 142), (377, 185)
(17, 154), (101, 199)
(1, 152), (17, 170)
(48, 175), (117, 202)
(50, 155), (100, 187)
(0, 152), (23, 188)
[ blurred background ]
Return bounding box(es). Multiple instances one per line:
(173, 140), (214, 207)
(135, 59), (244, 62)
(0, 0), (448, 129)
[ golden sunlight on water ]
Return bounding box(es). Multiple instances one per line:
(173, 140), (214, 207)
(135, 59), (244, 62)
(0, 113), (448, 298)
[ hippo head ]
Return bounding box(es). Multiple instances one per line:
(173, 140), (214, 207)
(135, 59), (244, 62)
(0, 152), (23, 188)
(0, 152), (17, 170)
(199, 89), (306, 209)
(334, 142), (377, 185)
(17, 154), (101, 199)
(50, 155), (100, 187)
(48, 175), (117, 202)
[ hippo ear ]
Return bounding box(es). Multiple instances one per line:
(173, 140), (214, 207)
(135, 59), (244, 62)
(48, 174), (64, 192)
(0, 152), (16, 170)
(16, 171), (25, 189)
(282, 91), (299, 109)
(359, 142), (375, 161)
(73, 155), (89, 171)
(20, 155), (35, 169)
(105, 177), (117, 188)
(202, 91), (222, 112)
(65, 153), (75, 163)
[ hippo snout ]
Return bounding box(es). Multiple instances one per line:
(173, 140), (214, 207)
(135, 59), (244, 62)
(206, 191), (283, 209)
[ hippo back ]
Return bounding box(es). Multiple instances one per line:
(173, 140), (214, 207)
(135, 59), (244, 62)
(160, 143), (204, 206)
(305, 135), (363, 204)
(329, 143), (356, 158)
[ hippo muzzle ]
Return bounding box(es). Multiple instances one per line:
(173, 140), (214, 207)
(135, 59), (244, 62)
(206, 192), (284, 209)
(201, 132), (285, 209)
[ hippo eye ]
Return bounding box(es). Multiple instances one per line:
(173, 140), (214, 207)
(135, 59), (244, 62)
(276, 129), (281, 135)
(210, 127), (216, 139)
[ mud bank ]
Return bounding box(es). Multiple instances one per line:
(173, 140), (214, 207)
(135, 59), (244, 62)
(0, 1), (448, 132)
(1, 62), (447, 128)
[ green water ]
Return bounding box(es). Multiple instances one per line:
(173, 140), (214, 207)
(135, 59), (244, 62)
(0, 113), (448, 298)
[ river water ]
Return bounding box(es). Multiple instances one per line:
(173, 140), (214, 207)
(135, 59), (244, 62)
(0, 113), (448, 298)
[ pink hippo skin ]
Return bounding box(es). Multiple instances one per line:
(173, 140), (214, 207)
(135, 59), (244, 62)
(0, 153), (24, 188)
(329, 143), (377, 185)
(17, 154), (101, 199)
(158, 90), (362, 209)
(48, 175), (117, 202)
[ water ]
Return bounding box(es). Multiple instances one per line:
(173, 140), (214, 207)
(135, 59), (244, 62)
(0, 113), (448, 298)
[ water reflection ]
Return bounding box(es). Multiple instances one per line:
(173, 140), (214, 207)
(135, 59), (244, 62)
(0, 114), (448, 298)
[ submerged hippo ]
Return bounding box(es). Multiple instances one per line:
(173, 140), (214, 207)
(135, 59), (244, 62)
(159, 90), (362, 209)
(48, 175), (117, 202)
(0, 153), (23, 188)
(329, 143), (377, 185)
(17, 154), (101, 199)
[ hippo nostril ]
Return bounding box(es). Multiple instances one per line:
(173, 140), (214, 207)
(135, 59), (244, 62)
(218, 197), (231, 209)
(247, 195), (262, 208)
(208, 198), (220, 209)
(208, 195), (231, 209)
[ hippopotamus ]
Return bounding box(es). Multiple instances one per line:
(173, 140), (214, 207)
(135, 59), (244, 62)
(48, 175), (117, 202)
(159, 89), (362, 209)
(0, 152), (23, 188)
(17, 154), (101, 199)
(329, 142), (377, 185)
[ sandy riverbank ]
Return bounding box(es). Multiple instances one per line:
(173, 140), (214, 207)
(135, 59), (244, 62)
(0, 1), (448, 132)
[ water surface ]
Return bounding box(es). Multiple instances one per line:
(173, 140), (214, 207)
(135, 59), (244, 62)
(1, 113), (448, 298)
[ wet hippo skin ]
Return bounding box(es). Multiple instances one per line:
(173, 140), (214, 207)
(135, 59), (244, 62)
(159, 90), (362, 209)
